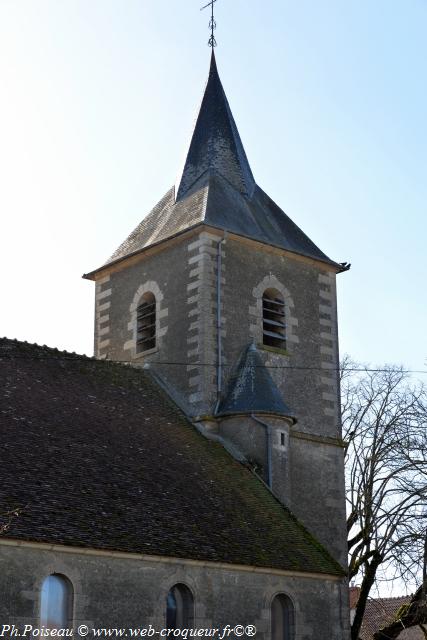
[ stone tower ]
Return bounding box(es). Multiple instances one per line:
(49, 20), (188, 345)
(84, 52), (349, 567)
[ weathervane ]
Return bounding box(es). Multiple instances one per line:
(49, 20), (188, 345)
(200, 0), (218, 48)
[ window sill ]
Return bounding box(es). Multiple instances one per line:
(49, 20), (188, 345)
(134, 346), (159, 359)
(258, 343), (291, 357)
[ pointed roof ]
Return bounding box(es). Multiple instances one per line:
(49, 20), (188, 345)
(85, 54), (344, 278)
(175, 51), (255, 201)
(217, 343), (296, 420)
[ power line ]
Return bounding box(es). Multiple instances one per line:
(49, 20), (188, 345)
(115, 360), (427, 375)
(116, 361), (427, 374)
(1, 354), (427, 375)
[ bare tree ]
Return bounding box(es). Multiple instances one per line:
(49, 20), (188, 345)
(0, 506), (24, 535)
(341, 358), (427, 640)
(373, 529), (427, 639)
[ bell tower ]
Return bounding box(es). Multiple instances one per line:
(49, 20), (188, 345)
(84, 51), (349, 567)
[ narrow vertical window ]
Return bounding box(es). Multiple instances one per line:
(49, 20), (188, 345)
(271, 594), (295, 640)
(262, 289), (286, 349)
(166, 584), (194, 630)
(136, 292), (156, 353)
(40, 574), (73, 630)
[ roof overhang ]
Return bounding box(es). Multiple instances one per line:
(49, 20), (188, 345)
(83, 223), (349, 282)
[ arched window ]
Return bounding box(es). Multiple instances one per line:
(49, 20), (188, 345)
(166, 584), (194, 630)
(136, 292), (156, 353)
(271, 594), (295, 640)
(262, 289), (286, 349)
(40, 574), (73, 629)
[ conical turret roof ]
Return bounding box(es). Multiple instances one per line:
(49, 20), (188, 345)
(217, 343), (296, 421)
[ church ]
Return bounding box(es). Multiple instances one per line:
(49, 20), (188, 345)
(0, 44), (350, 639)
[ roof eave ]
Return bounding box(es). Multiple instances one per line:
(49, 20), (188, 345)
(82, 223), (205, 281)
(217, 410), (297, 424)
(83, 222), (348, 281)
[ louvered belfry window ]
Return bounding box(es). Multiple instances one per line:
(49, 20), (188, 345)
(136, 292), (156, 353)
(262, 289), (286, 349)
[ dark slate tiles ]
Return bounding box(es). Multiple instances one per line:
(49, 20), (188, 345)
(85, 54), (338, 278)
(217, 343), (296, 419)
(175, 51), (255, 201)
(0, 338), (343, 576)
(94, 172), (337, 275)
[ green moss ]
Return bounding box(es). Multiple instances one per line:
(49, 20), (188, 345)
(61, 352), (344, 575)
(393, 604), (411, 621)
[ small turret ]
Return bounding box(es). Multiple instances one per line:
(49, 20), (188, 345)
(215, 343), (295, 504)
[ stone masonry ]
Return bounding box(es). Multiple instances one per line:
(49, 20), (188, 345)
(90, 226), (347, 567)
(0, 541), (350, 640)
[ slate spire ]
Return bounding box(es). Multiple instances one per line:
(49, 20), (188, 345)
(175, 51), (255, 201)
(85, 51), (344, 278)
(217, 343), (296, 421)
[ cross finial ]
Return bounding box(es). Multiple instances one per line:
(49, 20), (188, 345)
(200, 0), (218, 48)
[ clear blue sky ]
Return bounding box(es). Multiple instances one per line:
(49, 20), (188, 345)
(1, 0), (426, 377)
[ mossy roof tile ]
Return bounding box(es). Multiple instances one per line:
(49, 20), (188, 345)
(0, 338), (343, 576)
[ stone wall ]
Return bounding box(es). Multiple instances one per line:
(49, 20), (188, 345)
(214, 234), (347, 565)
(93, 239), (193, 413)
(93, 230), (222, 417)
(0, 542), (350, 640)
(91, 227), (347, 565)
(92, 229), (342, 435)
(217, 415), (292, 506)
(219, 236), (341, 440)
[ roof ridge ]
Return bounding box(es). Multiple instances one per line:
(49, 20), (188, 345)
(0, 337), (87, 359)
(370, 595), (412, 602)
(0, 338), (141, 370)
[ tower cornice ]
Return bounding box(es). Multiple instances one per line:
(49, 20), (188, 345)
(83, 223), (346, 282)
